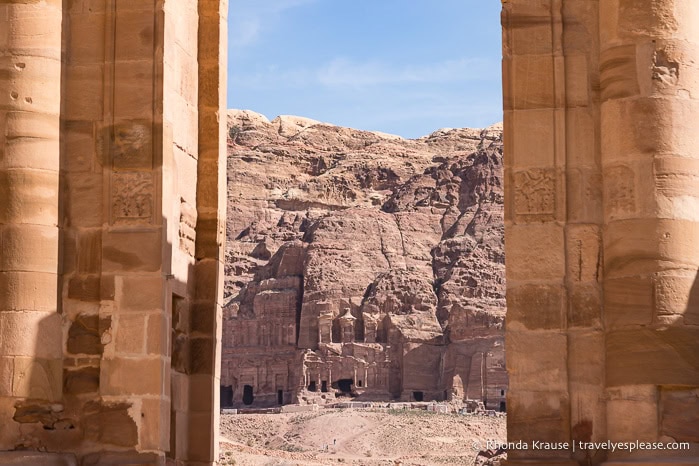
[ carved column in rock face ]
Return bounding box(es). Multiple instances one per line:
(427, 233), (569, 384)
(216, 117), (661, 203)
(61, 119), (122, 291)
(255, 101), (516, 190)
(0, 0), (63, 417)
(600, 0), (699, 460)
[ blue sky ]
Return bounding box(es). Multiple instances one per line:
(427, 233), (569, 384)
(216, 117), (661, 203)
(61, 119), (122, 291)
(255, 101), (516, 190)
(227, 0), (503, 139)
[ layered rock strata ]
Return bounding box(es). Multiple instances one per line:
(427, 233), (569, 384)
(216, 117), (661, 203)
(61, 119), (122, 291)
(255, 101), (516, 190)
(221, 110), (507, 409)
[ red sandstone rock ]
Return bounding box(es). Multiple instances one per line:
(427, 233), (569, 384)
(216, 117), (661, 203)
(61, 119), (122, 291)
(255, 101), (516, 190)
(222, 110), (506, 409)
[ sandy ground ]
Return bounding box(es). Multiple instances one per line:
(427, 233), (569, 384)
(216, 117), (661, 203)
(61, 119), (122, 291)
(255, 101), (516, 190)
(218, 409), (506, 465)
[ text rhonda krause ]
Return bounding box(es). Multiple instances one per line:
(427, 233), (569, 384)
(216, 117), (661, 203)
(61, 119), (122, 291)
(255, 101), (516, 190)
(486, 440), (690, 453)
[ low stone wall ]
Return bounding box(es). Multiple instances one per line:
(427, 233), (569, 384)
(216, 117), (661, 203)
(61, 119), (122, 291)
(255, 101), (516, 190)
(281, 404), (320, 413)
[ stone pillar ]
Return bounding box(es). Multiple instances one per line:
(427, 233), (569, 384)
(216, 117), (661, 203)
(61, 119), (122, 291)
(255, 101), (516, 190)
(599, 0), (699, 462)
(0, 0), (63, 427)
(183, 0), (229, 464)
(318, 311), (332, 343)
(502, 1), (576, 463)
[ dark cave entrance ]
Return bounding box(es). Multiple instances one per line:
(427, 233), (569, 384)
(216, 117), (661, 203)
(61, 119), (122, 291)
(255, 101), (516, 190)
(220, 385), (234, 408)
(321, 380), (328, 392)
(277, 390), (284, 405)
(335, 378), (354, 395)
(500, 401), (506, 412)
(413, 391), (424, 402)
(242, 385), (254, 405)
(308, 381), (317, 392)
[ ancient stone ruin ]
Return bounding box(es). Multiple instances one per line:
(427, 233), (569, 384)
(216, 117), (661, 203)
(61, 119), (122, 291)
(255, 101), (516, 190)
(220, 111), (507, 409)
(0, 0), (698, 464)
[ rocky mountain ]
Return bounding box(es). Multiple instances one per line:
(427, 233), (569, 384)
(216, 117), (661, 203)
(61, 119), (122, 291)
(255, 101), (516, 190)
(221, 110), (506, 409)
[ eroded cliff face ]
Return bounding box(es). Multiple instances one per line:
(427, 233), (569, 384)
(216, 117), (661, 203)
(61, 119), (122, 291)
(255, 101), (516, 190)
(221, 110), (506, 408)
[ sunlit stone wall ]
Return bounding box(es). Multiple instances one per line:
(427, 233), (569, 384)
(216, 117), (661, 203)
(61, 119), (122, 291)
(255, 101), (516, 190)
(503, 1), (699, 464)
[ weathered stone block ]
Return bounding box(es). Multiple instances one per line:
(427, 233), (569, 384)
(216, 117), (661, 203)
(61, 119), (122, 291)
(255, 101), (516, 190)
(504, 55), (555, 110)
(606, 327), (699, 386)
(0, 271), (58, 312)
(566, 224), (602, 284)
(504, 19), (553, 57)
(0, 358), (13, 396)
(169, 101), (199, 158)
(565, 55), (590, 108)
(194, 219), (222, 260)
(67, 11), (106, 65)
(506, 223), (565, 281)
(3, 107), (58, 147)
(507, 284), (565, 330)
(189, 337), (213, 375)
(63, 366), (99, 394)
(653, 272), (694, 318)
(0, 170), (59, 225)
(114, 62), (155, 119)
(566, 170), (603, 224)
(606, 385), (658, 443)
(60, 120), (95, 174)
(193, 258), (219, 301)
(567, 330), (604, 386)
(189, 302), (215, 335)
(146, 313), (168, 356)
(568, 284), (601, 328)
(67, 314), (105, 355)
(67, 275), (101, 302)
(1, 60), (62, 115)
(171, 372), (189, 412)
(0, 224), (59, 273)
(77, 230), (102, 273)
(119, 275), (163, 311)
(604, 276), (653, 328)
(65, 172), (103, 227)
(509, 109), (556, 168)
(140, 398), (169, 451)
(507, 389), (571, 459)
(83, 400), (138, 448)
(171, 409), (190, 460)
(617, 0), (678, 37)
(115, 314), (146, 354)
(114, 10), (155, 61)
(63, 65), (104, 120)
(660, 387), (699, 443)
(186, 411), (214, 462)
(101, 357), (163, 396)
(102, 229), (162, 272)
(604, 219), (699, 278)
(1, 311), (62, 358)
(507, 331), (568, 392)
(2, 111), (59, 171)
(101, 274), (116, 300)
(188, 374), (214, 414)
(602, 98), (699, 161)
(12, 357), (62, 402)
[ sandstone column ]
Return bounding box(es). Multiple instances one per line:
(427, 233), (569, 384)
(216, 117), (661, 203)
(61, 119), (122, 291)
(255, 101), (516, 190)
(502, 0), (577, 463)
(181, 0), (229, 463)
(0, 0), (63, 418)
(600, 0), (699, 462)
